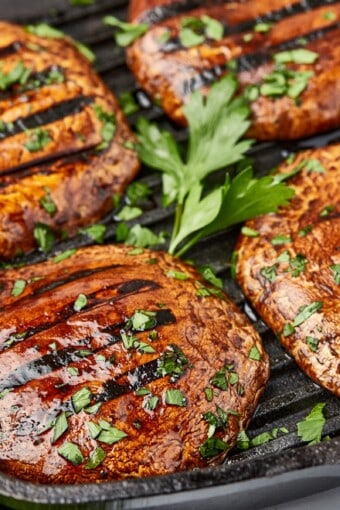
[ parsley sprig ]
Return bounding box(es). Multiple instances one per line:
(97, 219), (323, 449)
(136, 75), (295, 257)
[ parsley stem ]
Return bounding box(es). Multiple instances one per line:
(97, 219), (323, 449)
(171, 202), (184, 247)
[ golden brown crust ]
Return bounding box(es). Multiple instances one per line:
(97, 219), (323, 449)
(127, 1), (340, 139)
(236, 143), (340, 395)
(0, 245), (269, 484)
(0, 22), (140, 259)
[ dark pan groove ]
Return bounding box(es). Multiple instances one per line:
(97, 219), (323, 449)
(0, 41), (21, 58)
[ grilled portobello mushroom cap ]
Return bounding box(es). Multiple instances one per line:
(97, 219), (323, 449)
(127, 0), (340, 140)
(0, 245), (269, 484)
(0, 22), (139, 260)
(236, 143), (340, 396)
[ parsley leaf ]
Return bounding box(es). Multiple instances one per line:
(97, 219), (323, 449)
(297, 403), (326, 444)
(103, 16), (148, 47)
(79, 224), (106, 244)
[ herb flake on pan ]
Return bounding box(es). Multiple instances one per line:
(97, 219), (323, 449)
(136, 74), (294, 257)
(297, 403), (326, 445)
(53, 249), (77, 263)
(199, 436), (229, 458)
(93, 104), (116, 150)
(103, 16), (148, 47)
(79, 224), (107, 244)
(118, 91), (139, 116)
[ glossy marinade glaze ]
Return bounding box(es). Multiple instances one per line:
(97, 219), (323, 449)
(127, 0), (340, 140)
(236, 143), (340, 395)
(0, 22), (139, 260)
(0, 245), (269, 484)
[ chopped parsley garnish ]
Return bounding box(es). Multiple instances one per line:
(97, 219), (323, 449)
(299, 158), (326, 174)
(103, 16), (148, 47)
(79, 224), (106, 244)
(320, 205), (334, 217)
(40, 187), (57, 217)
(166, 270), (189, 280)
(288, 254), (307, 277)
(203, 406), (229, 437)
(53, 249), (77, 263)
(204, 388), (214, 402)
(126, 181), (152, 205)
(179, 15), (224, 47)
(70, 0), (94, 5)
(58, 442), (84, 465)
(97, 422), (127, 445)
(93, 104), (116, 150)
(85, 446), (106, 470)
(143, 395), (160, 411)
(274, 49), (318, 65)
(199, 265), (223, 289)
(71, 387), (92, 413)
(165, 389), (187, 407)
(136, 74), (294, 257)
(52, 412), (69, 443)
(199, 436), (229, 458)
(157, 345), (188, 381)
(330, 264), (340, 285)
(116, 205), (143, 221)
(260, 264), (278, 282)
(88, 421), (102, 439)
(293, 301), (323, 327)
(210, 367), (228, 390)
(248, 345), (261, 361)
(237, 427), (288, 450)
(24, 128), (52, 152)
(11, 279), (26, 297)
(128, 310), (157, 331)
(298, 224), (313, 237)
(241, 226), (260, 237)
(254, 22), (273, 33)
(0, 60), (31, 90)
(283, 323), (295, 337)
(277, 250), (290, 263)
(271, 234), (292, 245)
(297, 403), (326, 445)
(118, 91), (139, 116)
(117, 223), (167, 249)
(33, 223), (55, 253)
(85, 402), (102, 415)
(73, 293), (88, 312)
(67, 366), (79, 377)
(306, 336), (319, 352)
(323, 11), (337, 21)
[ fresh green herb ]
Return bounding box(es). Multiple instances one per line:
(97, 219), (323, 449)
(237, 427), (288, 450)
(95, 354), (106, 363)
(137, 342), (156, 354)
(277, 250), (290, 263)
(117, 223), (167, 248)
(149, 330), (157, 341)
(45, 68), (65, 85)
(26, 24), (95, 62)
(53, 249), (77, 263)
(79, 224), (106, 244)
(121, 330), (138, 350)
(306, 336), (319, 352)
(166, 270), (189, 281)
(128, 310), (157, 331)
(58, 442), (84, 465)
(11, 279), (26, 297)
(85, 402), (102, 415)
(165, 389), (187, 407)
(248, 345), (261, 361)
(118, 91), (139, 116)
(135, 387), (151, 397)
(128, 248), (144, 255)
(136, 74), (294, 257)
(260, 264), (278, 282)
(293, 301), (323, 327)
(85, 446), (106, 470)
(274, 49), (318, 65)
(157, 345), (188, 380)
(199, 436), (229, 458)
(67, 366), (79, 377)
(40, 187), (57, 216)
(228, 372), (239, 385)
(144, 395), (160, 411)
(52, 412), (69, 443)
(241, 226), (260, 237)
(199, 265), (223, 289)
(116, 205), (143, 221)
(271, 234), (292, 245)
(179, 15), (224, 48)
(76, 349), (92, 358)
(254, 22), (273, 33)
(230, 251), (238, 280)
(204, 387), (214, 402)
(298, 224), (313, 237)
(24, 128), (52, 152)
(103, 16), (148, 47)
(297, 403), (326, 445)
(49, 342), (57, 351)
(243, 33), (253, 42)
(210, 367), (228, 391)
(93, 104), (116, 150)
(0, 61), (31, 90)
(126, 181), (152, 205)
(73, 293), (88, 312)
(70, 0), (95, 5)
(300, 159), (326, 174)
(72, 387), (92, 413)
(323, 11), (337, 21)
(320, 205), (334, 217)
(88, 421), (102, 439)
(283, 323), (295, 337)
(33, 223), (55, 253)
(330, 264), (340, 285)
(288, 254), (307, 277)
(0, 388), (12, 399)
(98, 423), (127, 445)
(157, 29), (171, 45)
(203, 406), (228, 437)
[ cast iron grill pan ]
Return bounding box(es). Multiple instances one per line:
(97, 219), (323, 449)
(0, 1), (339, 508)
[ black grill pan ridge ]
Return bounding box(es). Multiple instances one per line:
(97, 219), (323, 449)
(0, 1), (339, 509)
